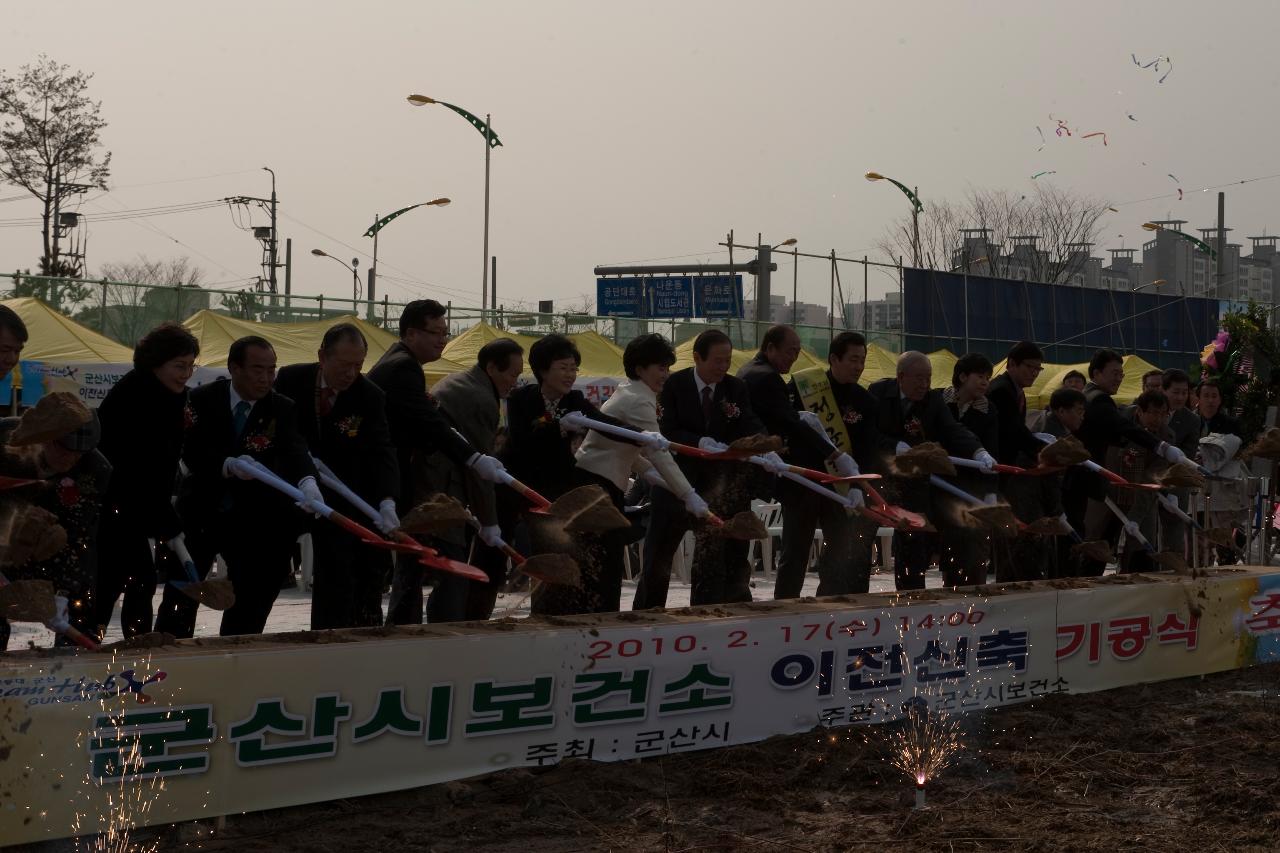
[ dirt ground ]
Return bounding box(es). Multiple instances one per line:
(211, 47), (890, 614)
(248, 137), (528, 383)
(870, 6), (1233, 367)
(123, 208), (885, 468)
(16, 662), (1278, 853)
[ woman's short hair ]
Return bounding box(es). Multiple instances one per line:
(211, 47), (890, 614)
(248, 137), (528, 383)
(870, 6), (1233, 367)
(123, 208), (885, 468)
(623, 333), (675, 380)
(528, 334), (581, 382)
(134, 322), (200, 371)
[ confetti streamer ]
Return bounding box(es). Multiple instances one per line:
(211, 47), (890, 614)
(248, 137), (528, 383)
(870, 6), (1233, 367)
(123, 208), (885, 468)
(1178, 189), (1184, 200)
(1168, 173), (1180, 182)
(1055, 119), (1072, 137)
(1127, 114), (1137, 121)
(1108, 207), (1119, 212)
(1082, 131), (1108, 146)
(1132, 53), (1173, 83)
(1036, 126), (1045, 151)
(1031, 171), (1057, 179)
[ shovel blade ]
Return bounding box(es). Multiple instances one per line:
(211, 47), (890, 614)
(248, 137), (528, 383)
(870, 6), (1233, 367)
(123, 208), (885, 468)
(174, 579), (236, 610)
(0, 579), (56, 622)
(519, 554), (582, 587)
(547, 485), (631, 534)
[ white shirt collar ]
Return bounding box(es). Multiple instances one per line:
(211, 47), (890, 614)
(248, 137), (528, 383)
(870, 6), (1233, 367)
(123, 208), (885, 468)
(693, 372), (716, 397)
(229, 384), (251, 414)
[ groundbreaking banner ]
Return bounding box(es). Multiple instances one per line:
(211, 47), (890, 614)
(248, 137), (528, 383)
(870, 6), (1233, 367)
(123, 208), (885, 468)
(2, 569), (1278, 846)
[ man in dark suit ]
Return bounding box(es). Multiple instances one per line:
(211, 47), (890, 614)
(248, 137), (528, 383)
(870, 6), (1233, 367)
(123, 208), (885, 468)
(740, 325), (860, 599)
(635, 328), (765, 609)
(165, 336), (320, 637)
(366, 299), (508, 625)
(868, 351), (991, 590)
(987, 341), (1059, 581)
(785, 331), (889, 596)
(275, 323), (399, 630)
(1077, 349), (1186, 575)
(421, 338), (524, 622)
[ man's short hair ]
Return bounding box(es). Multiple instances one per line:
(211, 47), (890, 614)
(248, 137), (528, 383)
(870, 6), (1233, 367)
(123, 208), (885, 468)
(320, 322), (367, 354)
(1142, 368), (1163, 384)
(1135, 389), (1169, 411)
(952, 352), (993, 387)
(1062, 369), (1086, 386)
(0, 305), (28, 343)
(1197, 376), (1221, 392)
(1161, 368), (1191, 390)
(760, 324), (794, 351)
(1006, 340), (1044, 364)
(896, 350), (930, 375)
(1087, 349), (1123, 379)
(1049, 387), (1087, 411)
(828, 331), (867, 362)
(477, 338), (523, 373)
(623, 333), (676, 380)
(133, 322), (200, 371)
(398, 299), (446, 338)
(228, 335), (274, 368)
(692, 328), (731, 360)
(528, 333), (580, 382)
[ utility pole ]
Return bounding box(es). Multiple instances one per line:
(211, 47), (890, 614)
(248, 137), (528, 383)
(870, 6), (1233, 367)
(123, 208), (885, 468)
(267, 168), (278, 294)
(284, 238), (292, 320)
(482, 113), (492, 315)
(491, 256), (497, 319)
(912, 186), (921, 269)
(1216, 191), (1226, 297)
(369, 212), (379, 320)
(225, 167), (281, 293)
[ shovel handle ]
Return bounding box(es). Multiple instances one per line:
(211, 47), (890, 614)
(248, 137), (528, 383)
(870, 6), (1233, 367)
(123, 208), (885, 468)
(1103, 496), (1155, 553)
(498, 472), (553, 512)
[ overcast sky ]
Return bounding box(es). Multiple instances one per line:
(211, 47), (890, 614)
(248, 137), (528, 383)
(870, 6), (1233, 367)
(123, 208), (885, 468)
(2, 1), (1278, 313)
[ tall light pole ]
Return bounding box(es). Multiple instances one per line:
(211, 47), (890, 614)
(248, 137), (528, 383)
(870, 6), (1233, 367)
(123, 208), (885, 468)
(363, 197), (451, 306)
(263, 167), (278, 294)
(407, 94), (501, 315)
(866, 171), (923, 268)
(311, 249), (360, 312)
(770, 238), (799, 323)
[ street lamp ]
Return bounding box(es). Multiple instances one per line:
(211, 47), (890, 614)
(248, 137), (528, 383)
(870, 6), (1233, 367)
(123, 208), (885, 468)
(1142, 222), (1218, 259)
(866, 171), (924, 268)
(408, 93), (501, 315)
(363, 198), (451, 307)
(769, 238), (800, 324)
(311, 249), (361, 311)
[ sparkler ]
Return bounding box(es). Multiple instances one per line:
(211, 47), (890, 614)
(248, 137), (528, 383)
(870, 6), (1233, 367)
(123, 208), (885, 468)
(889, 703), (961, 810)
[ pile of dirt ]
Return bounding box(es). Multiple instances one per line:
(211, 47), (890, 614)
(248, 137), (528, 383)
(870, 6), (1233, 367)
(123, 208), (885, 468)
(106, 664), (1280, 853)
(893, 442), (955, 477)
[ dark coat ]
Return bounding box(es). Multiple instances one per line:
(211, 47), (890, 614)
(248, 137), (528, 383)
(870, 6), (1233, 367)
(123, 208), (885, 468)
(738, 353), (835, 465)
(987, 373), (1043, 466)
(501, 383), (629, 502)
(1199, 409), (1242, 439)
(97, 368), (186, 539)
(866, 378), (982, 458)
(1167, 407), (1200, 457)
(366, 341), (475, 510)
(421, 364), (502, 527)
(176, 379), (315, 542)
(274, 362), (398, 514)
(944, 392), (999, 460)
(1079, 382), (1160, 464)
(786, 371), (893, 472)
(658, 367), (766, 489)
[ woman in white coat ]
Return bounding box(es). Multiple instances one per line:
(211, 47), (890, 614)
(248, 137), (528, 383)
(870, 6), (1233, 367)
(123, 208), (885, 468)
(569, 334), (711, 611)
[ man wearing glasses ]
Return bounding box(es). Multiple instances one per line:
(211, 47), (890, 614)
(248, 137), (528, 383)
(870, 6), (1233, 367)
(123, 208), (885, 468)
(367, 299), (508, 624)
(987, 341), (1060, 581)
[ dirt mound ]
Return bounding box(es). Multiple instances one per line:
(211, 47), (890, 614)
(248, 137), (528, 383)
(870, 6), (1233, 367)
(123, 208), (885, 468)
(708, 510), (767, 540)
(893, 442), (955, 477)
(401, 494), (472, 534)
(1155, 463), (1206, 489)
(1038, 434), (1091, 467)
(7, 392), (91, 447)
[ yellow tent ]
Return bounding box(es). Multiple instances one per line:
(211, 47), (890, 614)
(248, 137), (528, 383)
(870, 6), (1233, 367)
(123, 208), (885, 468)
(928, 349), (958, 389)
(442, 323), (625, 380)
(179, 310), (472, 377)
(994, 354), (1159, 409)
(2, 297), (135, 363)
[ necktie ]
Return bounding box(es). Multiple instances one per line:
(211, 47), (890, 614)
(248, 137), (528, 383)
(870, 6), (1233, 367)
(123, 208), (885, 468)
(318, 387), (336, 417)
(232, 400), (252, 439)
(701, 385), (714, 426)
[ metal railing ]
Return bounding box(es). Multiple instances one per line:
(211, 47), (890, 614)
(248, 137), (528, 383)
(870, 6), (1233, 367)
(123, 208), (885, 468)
(0, 272), (903, 354)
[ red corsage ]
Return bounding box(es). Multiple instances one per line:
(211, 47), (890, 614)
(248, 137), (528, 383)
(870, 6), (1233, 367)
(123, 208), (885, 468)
(904, 416), (923, 437)
(842, 408), (863, 425)
(335, 414), (362, 438)
(244, 433), (272, 452)
(57, 476), (81, 507)
(720, 400), (741, 419)
(183, 403), (197, 430)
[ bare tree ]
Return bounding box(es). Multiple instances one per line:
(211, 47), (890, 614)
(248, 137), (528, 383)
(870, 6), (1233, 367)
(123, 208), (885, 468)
(0, 56), (111, 277)
(876, 184), (1110, 283)
(73, 255), (207, 344)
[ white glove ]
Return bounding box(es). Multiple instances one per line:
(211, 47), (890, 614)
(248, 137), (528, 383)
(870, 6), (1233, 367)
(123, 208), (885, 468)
(1058, 512), (1071, 528)
(558, 410), (589, 433)
(296, 476), (325, 515)
(846, 489), (865, 509)
(637, 430), (670, 451)
(47, 595), (70, 631)
(222, 454), (257, 479)
(641, 467), (667, 488)
(759, 451), (789, 475)
(1157, 441), (1187, 466)
(478, 524), (504, 548)
(467, 453), (508, 484)
(698, 437), (729, 453)
(973, 449), (997, 473)
(832, 453), (859, 477)
(683, 491), (711, 518)
(376, 498), (400, 534)
(895, 441), (912, 455)
(799, 410), (825, 434)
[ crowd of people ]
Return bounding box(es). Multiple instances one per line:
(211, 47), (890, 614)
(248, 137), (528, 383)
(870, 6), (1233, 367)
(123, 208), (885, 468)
(0, 297), (1259, 648)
